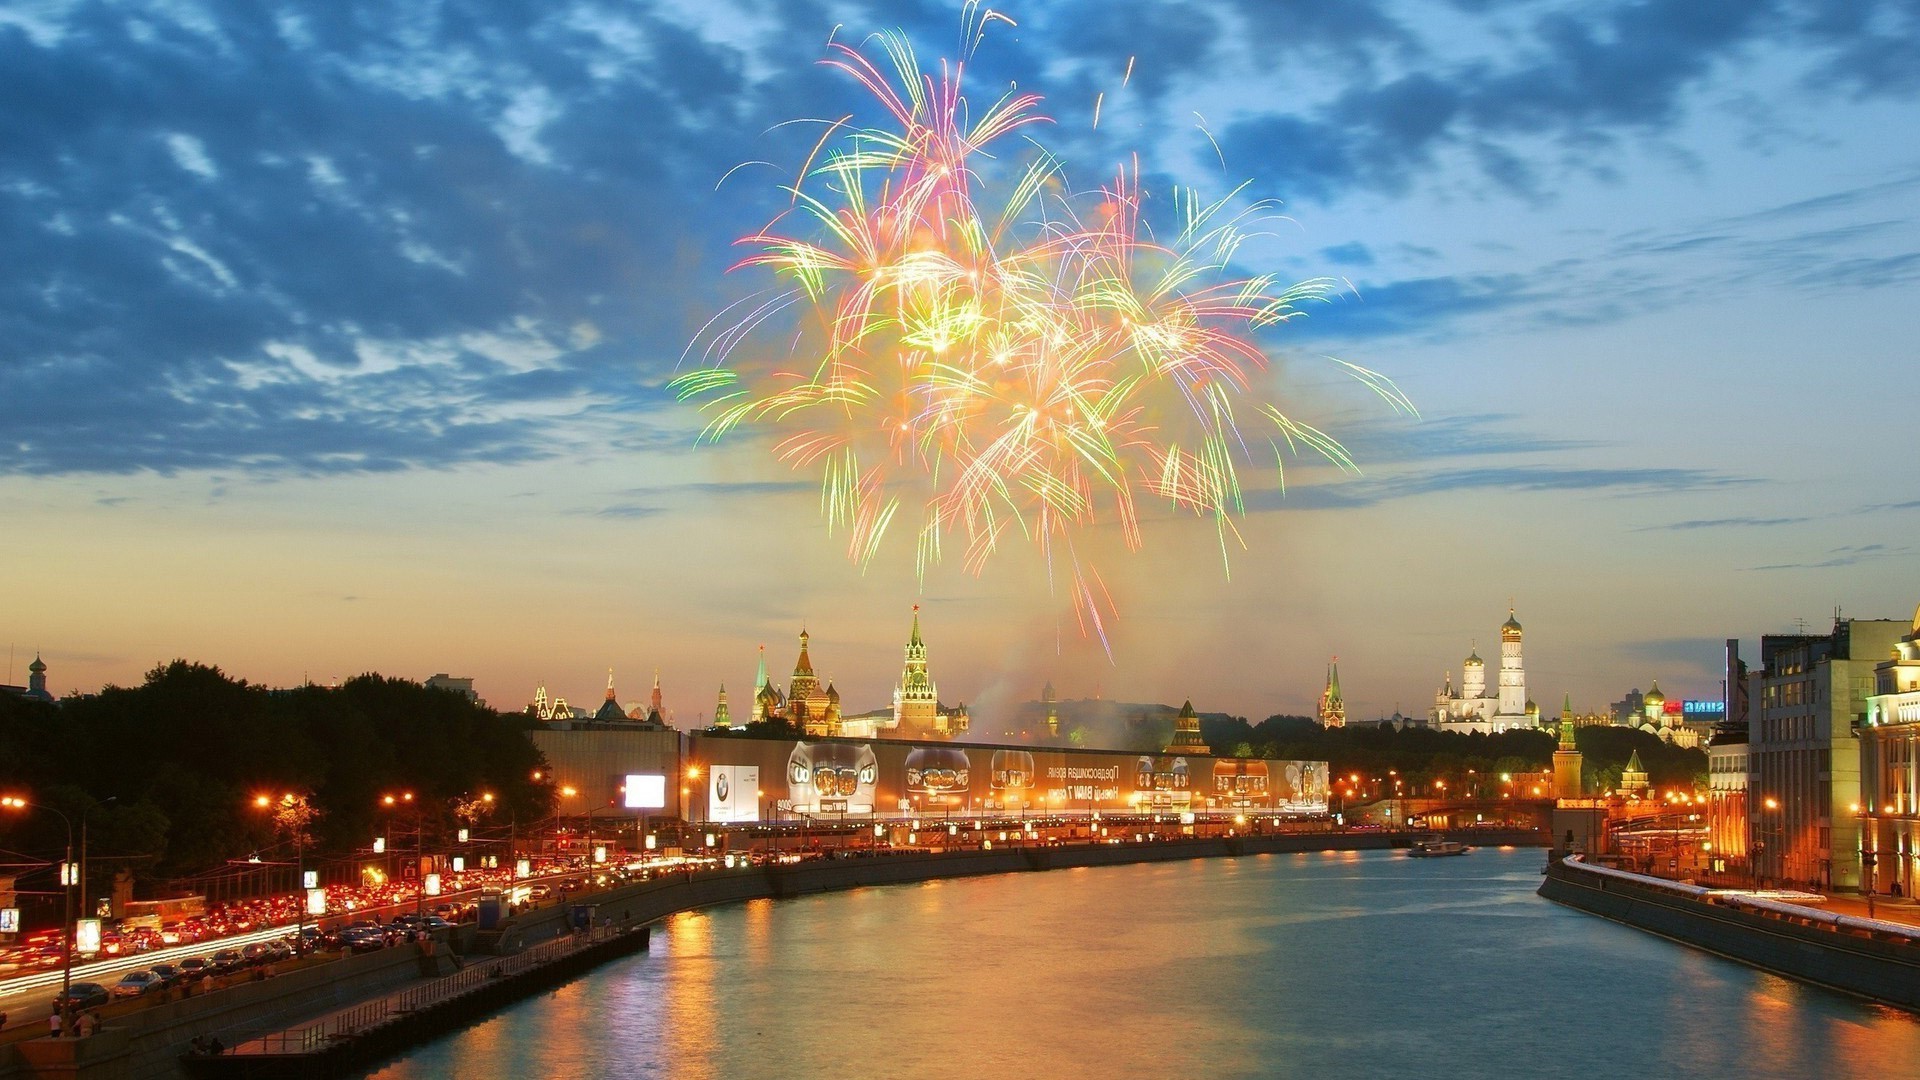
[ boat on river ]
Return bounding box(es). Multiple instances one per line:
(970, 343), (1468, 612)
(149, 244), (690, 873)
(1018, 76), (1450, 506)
(1407, 838), (1470, 858)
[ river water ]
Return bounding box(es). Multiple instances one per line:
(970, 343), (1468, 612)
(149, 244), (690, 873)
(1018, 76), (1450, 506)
(366, 847), (1920, 1079)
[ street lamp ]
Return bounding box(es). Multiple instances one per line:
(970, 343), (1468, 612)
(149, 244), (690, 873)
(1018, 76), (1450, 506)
(3, 796), (77, 1023)
(255, 792), (317, 948)
(381, 792), (424, 918)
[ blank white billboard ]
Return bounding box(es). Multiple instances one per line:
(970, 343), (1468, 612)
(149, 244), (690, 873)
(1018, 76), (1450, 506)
(624, 773), (667, 809)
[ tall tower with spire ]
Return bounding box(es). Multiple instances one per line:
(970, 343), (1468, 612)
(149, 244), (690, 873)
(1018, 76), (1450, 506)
(1318, 658), (1346, 728)
(712, 684), (732, 729)
(1553, 693), (1583, 799)
(1042, 679), (1059, 737)
(893, 606), (941, 734)
(593, 669), (627, 722)
(1498, 608), (1526, 719)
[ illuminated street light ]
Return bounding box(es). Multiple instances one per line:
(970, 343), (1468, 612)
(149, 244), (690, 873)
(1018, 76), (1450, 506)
(3, 795), (78, 1020)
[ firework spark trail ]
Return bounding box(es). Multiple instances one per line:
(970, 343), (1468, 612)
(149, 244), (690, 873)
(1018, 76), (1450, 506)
(672, 12), (1416, 656)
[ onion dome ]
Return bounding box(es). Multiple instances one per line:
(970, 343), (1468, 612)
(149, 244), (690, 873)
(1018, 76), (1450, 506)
(1644, 681), (1665, 706)
(1501, 608), (1522, 640)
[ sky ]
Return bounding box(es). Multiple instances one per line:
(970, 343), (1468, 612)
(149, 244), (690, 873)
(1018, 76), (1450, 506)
(4, 0), (1918, 726)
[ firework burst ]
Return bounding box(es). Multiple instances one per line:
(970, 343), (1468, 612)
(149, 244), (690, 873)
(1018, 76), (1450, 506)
(673, 9), (1415, 652)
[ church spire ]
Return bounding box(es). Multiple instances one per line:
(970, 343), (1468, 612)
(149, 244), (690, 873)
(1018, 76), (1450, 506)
(1318, 657), (1346, 728)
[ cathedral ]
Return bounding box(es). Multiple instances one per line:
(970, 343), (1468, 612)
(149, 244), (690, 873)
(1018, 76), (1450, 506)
(1431, 608), (1540, 733)
(749, 630), (844, 737)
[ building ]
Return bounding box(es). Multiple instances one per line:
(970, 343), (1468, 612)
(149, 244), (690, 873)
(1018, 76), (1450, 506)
(1553, 699), (1584, 800)
(1318, 660), (1345, 728)
(1432, 609), (1538, 733)
(1707, 723), (1749, 878)
(889, 607), (968, 738)
(711, 684), (733, 730)
(1166, 700), (1210, 755)
(1620, 749), (1649, 800)
(1748, 616), (1907, 891)
(1621, 681), (1702, 748)
(1859, 604), (1920, 897)
(423, 673), (479, 704)
(1042, 680), (1059, 737)
(749, 631), (843, 736)
(593, 670), (628, 723)
(1, 653), (56, 703)
(1706, 638), (1753, 878)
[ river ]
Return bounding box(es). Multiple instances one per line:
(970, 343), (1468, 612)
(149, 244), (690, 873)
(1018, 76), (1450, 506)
(365, 847), (1920, 1079)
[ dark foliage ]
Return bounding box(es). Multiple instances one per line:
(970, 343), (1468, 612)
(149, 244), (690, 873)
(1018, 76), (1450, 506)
(0, 661), (553, 885)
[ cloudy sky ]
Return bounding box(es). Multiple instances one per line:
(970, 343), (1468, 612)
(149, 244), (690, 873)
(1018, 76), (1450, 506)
(5, 0), (1917, 726)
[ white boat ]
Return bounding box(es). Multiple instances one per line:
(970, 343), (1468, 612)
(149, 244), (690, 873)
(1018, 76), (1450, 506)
(1407, 838), (1470, 858)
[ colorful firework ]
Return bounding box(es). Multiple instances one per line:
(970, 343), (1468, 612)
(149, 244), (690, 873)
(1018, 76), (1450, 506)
(673, 9), (1415, 651)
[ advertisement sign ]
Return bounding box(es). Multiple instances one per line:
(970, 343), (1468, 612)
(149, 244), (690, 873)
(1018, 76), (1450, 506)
(452, 856), (465, 873)
(624, 773), (667, 810)
(302, 870), (319, 890)
(687, 734), (1329, 819)
(0, 907), (17, 933)
(75, 918), (101, 955)
(306, 888), (327, 916)
(1683, 700), (1726, 717)
(424, 873), (442, 896)
(708, 764), (760, 823)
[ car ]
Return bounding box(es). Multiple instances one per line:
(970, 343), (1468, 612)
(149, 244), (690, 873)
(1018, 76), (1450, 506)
(52, 982), (110, 1010)
(527, 884), (553, 900)
(177, 957), (212, 980)
(148, 963), (184, 987)
(208, 949), (246, 973)
(111, 971), (162, 998)
(420, 916), (453, 932)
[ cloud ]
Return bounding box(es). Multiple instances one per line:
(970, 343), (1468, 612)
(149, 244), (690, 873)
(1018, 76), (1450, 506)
(1747, 543), (1910, 571)
(1257, 464), (1754, 511)
(1635, 516), (1813, 532)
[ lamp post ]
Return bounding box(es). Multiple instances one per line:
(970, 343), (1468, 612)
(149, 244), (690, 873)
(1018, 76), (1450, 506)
(381, 792), (423, 919)
(3, 796), (76, 1022)
(255, 793), (316, 948)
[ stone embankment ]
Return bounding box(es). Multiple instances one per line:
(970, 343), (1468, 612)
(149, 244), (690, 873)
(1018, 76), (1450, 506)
(1539, 853), (1920, 1012)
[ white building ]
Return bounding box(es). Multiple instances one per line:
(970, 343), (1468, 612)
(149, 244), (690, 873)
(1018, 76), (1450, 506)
(1432, 609), (1538, 734)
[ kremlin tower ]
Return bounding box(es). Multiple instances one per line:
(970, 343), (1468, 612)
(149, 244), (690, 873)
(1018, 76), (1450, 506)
(1166, 700), (1210, 755)
(1318, 659), (1346, 728)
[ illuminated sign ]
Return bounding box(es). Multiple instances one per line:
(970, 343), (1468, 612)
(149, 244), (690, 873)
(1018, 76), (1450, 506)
(1663, 700), (1684, 715)
(373, 837), (386, 854)
(593, 845), (607, 864)
(424, 873), (442, 897)
(515, 858), (531, 879)
(1683, 700), (1726, 716)
(623, 774), (667, 810)
(452, 856), (465, 873)
(302, 870), (319, 890)
(686, 735), (1331, 818)
(708, 765), (760, 823)
(306, 889), (327, 916)
(75, 919), (101, 955)
(60, 861), (77, 887)
(0, 908), (18, 933)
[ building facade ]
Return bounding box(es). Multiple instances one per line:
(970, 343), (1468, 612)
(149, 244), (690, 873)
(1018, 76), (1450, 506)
(1859, 605), (1920, 897)
(1748, 617), (1906, 891)
(1432, 609), (1538, 733)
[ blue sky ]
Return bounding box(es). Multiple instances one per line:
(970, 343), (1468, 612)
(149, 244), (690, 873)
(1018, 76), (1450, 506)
(4, 0), (1917, 724)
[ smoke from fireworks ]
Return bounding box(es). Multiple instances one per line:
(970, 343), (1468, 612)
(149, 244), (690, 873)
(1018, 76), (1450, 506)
(673, 9), (1415, 652)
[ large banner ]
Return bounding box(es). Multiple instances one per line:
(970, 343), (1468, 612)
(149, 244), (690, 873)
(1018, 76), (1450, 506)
(689, 734), (1327, 819)
(707, 764), (760, 823)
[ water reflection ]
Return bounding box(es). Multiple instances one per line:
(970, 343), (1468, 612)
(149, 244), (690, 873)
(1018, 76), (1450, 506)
(367, 849), (1920, 1080)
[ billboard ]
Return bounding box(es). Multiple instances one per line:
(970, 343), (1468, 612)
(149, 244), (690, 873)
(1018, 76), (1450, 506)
(689, 734), (1328, 819)
(708, 764), (761, 823)
(623, 773), (667, 810)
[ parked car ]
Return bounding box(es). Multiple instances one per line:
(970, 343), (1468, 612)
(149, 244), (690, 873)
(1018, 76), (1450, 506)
(52, 982), (110, 1010)
(148, 963), (184, 988)
(208, 949), (246, 973)
(111, 971), (163, 998)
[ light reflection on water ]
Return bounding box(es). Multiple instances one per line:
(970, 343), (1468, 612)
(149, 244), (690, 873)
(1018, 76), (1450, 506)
(365, 848), (1920, 1080)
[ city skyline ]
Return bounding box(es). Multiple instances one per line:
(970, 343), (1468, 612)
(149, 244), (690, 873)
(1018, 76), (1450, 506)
(5, 1), (1917, 723)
